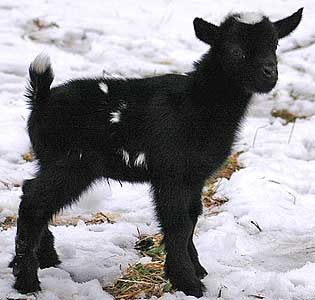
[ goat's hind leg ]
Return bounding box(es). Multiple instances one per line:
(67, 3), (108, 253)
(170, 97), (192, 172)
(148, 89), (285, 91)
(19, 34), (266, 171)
(9, 180), (60, 271)
(22, 179), (60, 268)
(9, 223), (60, 272)
(12, 176), (53, 293)
(11, 159), (98, 294)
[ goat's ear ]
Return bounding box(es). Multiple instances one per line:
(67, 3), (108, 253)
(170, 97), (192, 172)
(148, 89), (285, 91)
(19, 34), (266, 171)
(273, 8), (303, 39)
(193, 17), (219, 45)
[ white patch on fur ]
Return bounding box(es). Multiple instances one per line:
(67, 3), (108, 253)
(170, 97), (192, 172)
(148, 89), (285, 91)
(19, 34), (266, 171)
(120, 149), (130, 166)
(110, 111), (121, 123)
(119, 101), (127, 110)
(31, 53), (51, 74)
(99, 82), (108, 94)
(134, 152), (147, 169)
(235, 12), (264, 25)
(110, 101), (127, 124)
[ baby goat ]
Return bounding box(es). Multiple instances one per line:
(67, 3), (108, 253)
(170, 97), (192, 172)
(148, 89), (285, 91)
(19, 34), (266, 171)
(11, 8), (303, 297)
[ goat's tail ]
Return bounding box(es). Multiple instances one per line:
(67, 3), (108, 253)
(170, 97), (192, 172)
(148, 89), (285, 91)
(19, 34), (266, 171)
(25, 53), (54, 110)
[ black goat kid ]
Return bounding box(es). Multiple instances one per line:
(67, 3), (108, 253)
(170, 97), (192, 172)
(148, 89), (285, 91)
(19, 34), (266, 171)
(11, 9), (303, 297)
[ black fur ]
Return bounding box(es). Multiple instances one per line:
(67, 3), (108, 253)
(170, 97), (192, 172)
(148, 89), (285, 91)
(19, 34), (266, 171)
(11, 9), (303, 297)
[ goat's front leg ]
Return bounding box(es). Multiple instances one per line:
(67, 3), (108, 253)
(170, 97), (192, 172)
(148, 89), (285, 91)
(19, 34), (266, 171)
(152, 181), (205, 298)
(188, 196), (208, 279)
(10, 226), (61, 272)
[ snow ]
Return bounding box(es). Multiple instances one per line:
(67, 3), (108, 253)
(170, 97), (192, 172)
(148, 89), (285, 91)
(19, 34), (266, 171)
(0, 0), (315, 299)
(234, 12), (264, 25)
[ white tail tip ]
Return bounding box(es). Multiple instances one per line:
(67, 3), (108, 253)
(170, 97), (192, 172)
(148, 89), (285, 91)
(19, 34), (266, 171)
(31, 53), (51, 74)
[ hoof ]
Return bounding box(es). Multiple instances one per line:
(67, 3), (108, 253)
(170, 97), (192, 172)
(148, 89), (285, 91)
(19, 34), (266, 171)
(38, 251), (61, 269)
(166, 267), (205, 298)
(178, 278), (205, 298)
(10, 254), (41, 294)
(39, 257), (61, 269)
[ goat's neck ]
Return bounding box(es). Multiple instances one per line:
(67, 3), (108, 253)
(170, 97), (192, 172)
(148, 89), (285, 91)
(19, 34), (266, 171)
(190, 52), (253, 125)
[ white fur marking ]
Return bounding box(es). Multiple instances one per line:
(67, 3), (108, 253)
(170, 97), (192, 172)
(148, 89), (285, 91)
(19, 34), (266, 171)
(235, 12), (264, 25)
(31, 53), (51, 74)
(99, 82), (108, 94)
(119, 101), (127, 110)
(110, 111), (121, 123)
(134, 152), (147, 168)
(121, 149), (130, 166)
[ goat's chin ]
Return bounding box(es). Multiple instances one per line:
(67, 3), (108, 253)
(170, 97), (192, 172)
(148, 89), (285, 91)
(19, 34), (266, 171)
(247, 81), (277, 94)
(255, 87), (274, 94)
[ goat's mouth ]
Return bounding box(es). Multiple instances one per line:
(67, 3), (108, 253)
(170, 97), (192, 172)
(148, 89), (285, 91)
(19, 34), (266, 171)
(249, 76), (278, 94)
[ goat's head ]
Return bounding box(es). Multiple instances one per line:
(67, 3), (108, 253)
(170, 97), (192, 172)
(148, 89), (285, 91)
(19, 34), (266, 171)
(193, 8), (303, 93)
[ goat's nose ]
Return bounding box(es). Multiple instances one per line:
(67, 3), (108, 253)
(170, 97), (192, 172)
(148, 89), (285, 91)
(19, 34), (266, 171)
(262, 65), (276, 79)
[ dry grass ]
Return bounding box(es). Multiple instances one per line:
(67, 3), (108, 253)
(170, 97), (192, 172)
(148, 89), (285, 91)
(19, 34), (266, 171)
(0, 216), (17, 230)
(105, 234), (174, 299)
(134, 234), (165, 261)
(52, 212), (116, 226)
(271, 109), (306, 124)
(0, 180), (20, 188)
(217, 152), (242, 180)
(22, 148), (34, 162)
(85, 211), (116, 225)
(0, 212), (116, 230)
(32, 18), (59, 30)
(202, 152), (242, 209)
(105, 262), (172, 299)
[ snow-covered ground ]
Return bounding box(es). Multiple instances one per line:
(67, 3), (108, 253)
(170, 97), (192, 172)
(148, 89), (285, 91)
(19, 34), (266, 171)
(0, 0), (315, 299)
